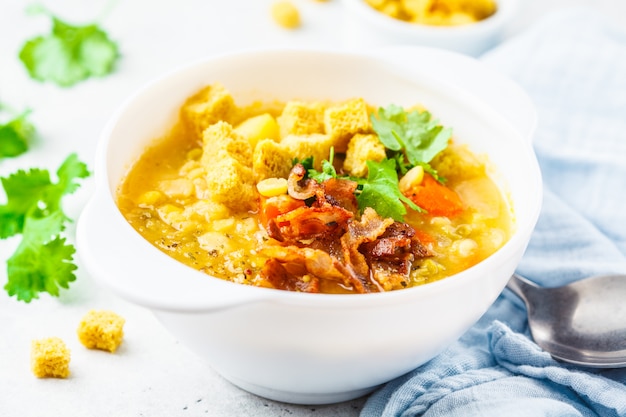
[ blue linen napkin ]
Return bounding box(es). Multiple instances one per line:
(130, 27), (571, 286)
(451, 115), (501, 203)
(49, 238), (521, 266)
(361, 9), (626, 417)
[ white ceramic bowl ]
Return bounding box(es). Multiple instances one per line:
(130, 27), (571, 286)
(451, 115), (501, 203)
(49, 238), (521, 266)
(76, 47), (541, 405)
(342, 0), (519, 56)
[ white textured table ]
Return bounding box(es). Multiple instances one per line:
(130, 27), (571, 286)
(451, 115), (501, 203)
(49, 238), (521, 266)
(1, 1), (624, 416)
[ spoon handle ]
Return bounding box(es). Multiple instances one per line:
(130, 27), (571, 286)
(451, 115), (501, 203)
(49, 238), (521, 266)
(506, 273), (540, 305)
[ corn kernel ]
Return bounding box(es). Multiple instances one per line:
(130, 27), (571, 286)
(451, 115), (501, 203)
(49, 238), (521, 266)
(187, 148), (203, 160)
(271, 1), (301, 29)
(256, 177), (289, 197)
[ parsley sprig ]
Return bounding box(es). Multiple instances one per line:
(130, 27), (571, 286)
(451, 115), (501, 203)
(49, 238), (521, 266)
(1, 154), (90, 302)
(19, 5), (119, 87)
(0, 106), (35, 160)
(371, 104), (451, 181)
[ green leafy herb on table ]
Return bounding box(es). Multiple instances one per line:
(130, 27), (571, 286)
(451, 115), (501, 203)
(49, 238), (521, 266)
(370, 104), (451, 181)
(0, 108), (35, 159)
(19, 5), (119, 87)
(0, 154), (90, 302)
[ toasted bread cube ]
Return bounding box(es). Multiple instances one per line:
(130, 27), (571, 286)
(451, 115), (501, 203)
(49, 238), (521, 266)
(277, 101), (325, 139)
(252, 139), (293, 181)
(201, 121), (252, 166)
(343, 133), (387, 178)
(77, 310), (125, 353)
(205, 152), (257, 211)
(181, 83), (238, 139)
(324, 98), (371, 153)
(234, 113), (280, 148)
(31, 337), (71, 378)
(282, 134), (334, 170)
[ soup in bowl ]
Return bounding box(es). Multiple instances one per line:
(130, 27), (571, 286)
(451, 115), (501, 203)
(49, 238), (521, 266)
(76, 48), (541, 404)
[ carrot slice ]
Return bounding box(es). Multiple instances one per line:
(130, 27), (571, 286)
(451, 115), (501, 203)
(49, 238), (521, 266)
(406, 174), (464, 217)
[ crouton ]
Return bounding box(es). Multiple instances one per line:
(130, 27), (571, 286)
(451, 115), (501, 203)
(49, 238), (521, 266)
(205, 151), (257, 211)
(281, 133), (334, 170)
(31, 337), (71, 378)
(253, 139), (293, 181)
(77, 310), (126, 353)
(324, 98), (371, 153)
(181, 83), (238, 139)
(343, 133), (387, 178)
(277, 101), (325, 139)
(234, 113), (280, 148)
(201, 121), (252, 166)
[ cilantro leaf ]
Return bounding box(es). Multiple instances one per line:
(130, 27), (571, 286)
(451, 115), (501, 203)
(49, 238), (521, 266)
(19, 8), (119, 87)
(5, 214), (76, 302)
(1, 154), (90, 302)
(370, 104), (451, 172)
(0, 110), (35, 159)
(0, 168), (52, 238)
(357, 159), (420, 222)
(307, 147), (338, 183)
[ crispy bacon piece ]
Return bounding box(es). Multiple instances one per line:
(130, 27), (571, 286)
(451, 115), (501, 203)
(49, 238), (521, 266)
(339, 207), (394, 292)
(361, 222), (432, 291)
(270, 204), (354, 242)
(262, 259), (321, 293)
(259, 165), (433, 293)
(260, 244), (360, 291)
(321, 178), (359, 214)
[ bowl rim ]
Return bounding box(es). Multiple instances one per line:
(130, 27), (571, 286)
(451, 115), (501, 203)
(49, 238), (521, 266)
(76, 46), (542, 312)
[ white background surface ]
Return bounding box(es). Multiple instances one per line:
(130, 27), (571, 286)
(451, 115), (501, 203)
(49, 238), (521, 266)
(1, 1), (625, 416)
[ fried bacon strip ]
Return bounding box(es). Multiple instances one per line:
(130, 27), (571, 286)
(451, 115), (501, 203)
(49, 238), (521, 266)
(260, 244), (357, 291)
(270, 204), (354, 242)
(259, 164), (432, 293)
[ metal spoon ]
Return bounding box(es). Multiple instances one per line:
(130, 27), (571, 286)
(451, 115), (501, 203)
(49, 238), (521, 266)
(506, 273), (626, 368)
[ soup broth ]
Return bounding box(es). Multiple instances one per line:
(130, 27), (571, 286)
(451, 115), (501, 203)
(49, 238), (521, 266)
(117, 84), (513, 294)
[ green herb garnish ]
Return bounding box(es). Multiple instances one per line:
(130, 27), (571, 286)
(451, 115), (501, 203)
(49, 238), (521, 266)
(19, 5), (119, 87)
(307, 147), (338, 183)
(356, 159), (421, 222)
(0, 108), (35, 159)
(371, 104), (451, 181)
(1, 154), (90, 302)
